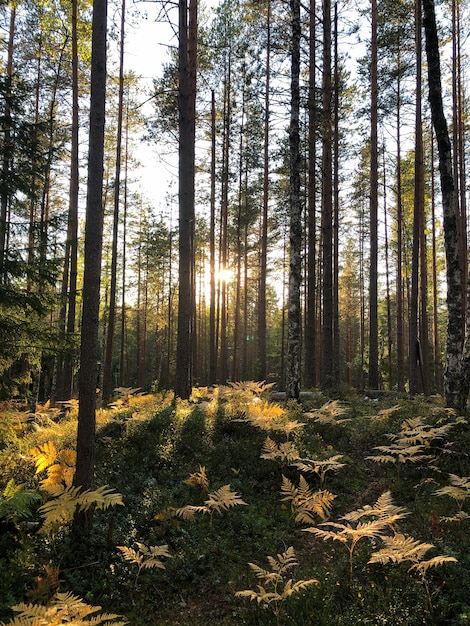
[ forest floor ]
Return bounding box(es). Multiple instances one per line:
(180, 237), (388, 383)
(1, 385), (470, 625)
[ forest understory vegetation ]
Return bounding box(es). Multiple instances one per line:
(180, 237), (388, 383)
(0, 383), (469, 625)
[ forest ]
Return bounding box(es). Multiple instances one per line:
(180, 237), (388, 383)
(0, 0), (470, 623)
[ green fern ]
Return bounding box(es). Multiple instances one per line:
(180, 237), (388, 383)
(236, 547), (318, 626)
(0, 591), (127, 625)
(0, 480), (41, 526)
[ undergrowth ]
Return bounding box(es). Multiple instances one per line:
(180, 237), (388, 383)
(0, 386), (469, 625)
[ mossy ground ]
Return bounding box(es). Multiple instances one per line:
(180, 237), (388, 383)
(0, 388), (469, 625)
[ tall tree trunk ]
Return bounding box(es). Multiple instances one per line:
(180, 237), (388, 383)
(304, 0), (317, 389)
(321, 0), (334, 391)
(74, 0), (108, 496)
(175, 0), (197, 399)
(422, 0), (462, 409)
(286, 0), (302, 400)
(257, 0), (271, 382)
(368, 0), (379, 390)
(410, 0), (425, 394)
(0, 3), (16, 281)
(396, 49), (405, 392)
(209, 90), (217, 385)
(102, 0), (126, 405)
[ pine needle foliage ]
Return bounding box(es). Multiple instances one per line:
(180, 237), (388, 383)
(0, 479), (41, 525)
(118, 542), (171, 586)
(235, 547), (318, 626)
(0, 591), (127, 625)
(281, 475), (335, 524)
(260, 437), (300, 464)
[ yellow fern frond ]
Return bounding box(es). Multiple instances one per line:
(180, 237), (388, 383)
(30, 441), (58, 474)
(5, 591), (127, 625)
(204, 485), (248, 513)
(410, 555), (458, 575)
(174, 504), (209, 520)
(261, 437), (300, 463)
(304, 400), (350, 425)
(184, 466), (209, 491)
(342, 491), (408, 527)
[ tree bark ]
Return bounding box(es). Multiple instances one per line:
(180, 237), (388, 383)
(175, 0), (197, 399)
(422, 0), (462, 409)
(286, 0), (302, 400)
(74, 0), (108, 494)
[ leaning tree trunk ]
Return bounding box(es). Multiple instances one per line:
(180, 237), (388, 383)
(422, 0), (463, 410)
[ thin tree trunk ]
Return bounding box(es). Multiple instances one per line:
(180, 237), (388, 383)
(102, 0), (126, 405)
(286, 0), (302, 400)
(209, 90), (217, 385)
(321, 0), (334, 391)
(304, 0), (317, 389)
(368, 0), (379, 390)
(257, 0), (270, 382)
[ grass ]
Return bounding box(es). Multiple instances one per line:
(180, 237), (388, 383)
(0, 387), (469, 625)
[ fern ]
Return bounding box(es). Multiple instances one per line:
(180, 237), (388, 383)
(30, 441), (76, 492)
(369, 532), (457, 614)
(118, 542), (171, 586)
(292, 454), (346, 488)
(434, 474), (470, 522)
(0, 480), (41, 525)
(38, 485), (124, 534)
(261, 437), (300, 464)
(303, 400), (350, 426)
(281, 475), (335, 524)
(1, 591), (127, 625)
(304, 491), (407, 581)
(236, 547), (318, 626)
(175, 484), (247, 524)
(366, 418), (455, 467)
(183, 466), (209, 491)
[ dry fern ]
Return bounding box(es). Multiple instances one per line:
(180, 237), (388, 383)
(261, 437), (300, 464)
(38, 485), (124, 534)
(434, 474), (470, 522)
(175, 484), (247, 523)
(303, 400), (350, 426)
(235, 547), (318, 625)
(304, 491), (407, 581)
(183, 466), (209, 491)
(292, 454), (346, 488)
(369, 532), (457, 613)
(1, 591), (127, 625)
(118, 542), (171, 586)
(281, 475), (335, 524)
